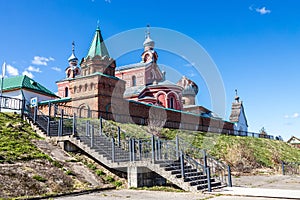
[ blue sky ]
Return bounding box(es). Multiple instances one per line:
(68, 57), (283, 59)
(1, 0), (300, 140)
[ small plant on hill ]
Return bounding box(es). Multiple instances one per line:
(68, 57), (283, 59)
(32, 175), (47, 182)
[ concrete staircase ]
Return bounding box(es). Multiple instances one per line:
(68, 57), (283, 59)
(25, 111), (230, 192)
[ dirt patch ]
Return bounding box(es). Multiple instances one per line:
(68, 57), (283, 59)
(0, 160), (74, 198)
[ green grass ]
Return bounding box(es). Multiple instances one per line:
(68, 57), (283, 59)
(108, 120), (300, 171)
(32, 175), (47, 182)
(0, 112), (50, 163)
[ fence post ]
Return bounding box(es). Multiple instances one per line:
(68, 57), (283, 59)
(227, 165), (232, 187)
(72, 113), (76, 136)
(60, 109), (64, 136)
(151, 135), (155, 162)
(21, 99), (25, 119)
(132, 138), (135, 162)
(99, 117), (103, 135)
(138, 140), (142, 161)
(180, 151), (185, 179)
(206, 167), (212, 192)
(282, 161), (285, 175)
(129, 139), (133, 162)
(111, 137), (115, 162)
(33, 106), (37, 123)
(176, 135), (179, 158)
(117, 126), (121, 147)
(158, 139), (161, 160)
(47, 117), (50, 136)
(86, 120), (90, 136)
(203, 150), (208, 169)
(91, 125), (94, 148)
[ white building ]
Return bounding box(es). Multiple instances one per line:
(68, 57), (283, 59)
(0, 75), (57, 112)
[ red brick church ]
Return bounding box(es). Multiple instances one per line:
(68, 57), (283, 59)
(51, 25), (233, 131)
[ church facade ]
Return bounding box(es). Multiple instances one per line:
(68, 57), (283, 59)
(50, 26), (234, 132)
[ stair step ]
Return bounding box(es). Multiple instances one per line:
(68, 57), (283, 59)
(189, 178), (216, 186)
(196, 181), (222, 191)
(171, 168), (197, 175)
(175, 171), (204, 178)
(164, 165), (192, 171)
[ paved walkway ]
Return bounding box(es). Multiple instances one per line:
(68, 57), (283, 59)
(210, 187), (300, 199)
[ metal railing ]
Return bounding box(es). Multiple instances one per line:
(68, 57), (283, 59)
(282, 161), (300, 175)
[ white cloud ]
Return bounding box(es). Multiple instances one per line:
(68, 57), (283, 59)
(22, 71), (34, 78)
(284, 112), (299, 119)
(6, 64), (19, 76)
(256, 7), (271, 15)
(293, 113), (299, 118)
(51, 67), (61, 72)
(27, 66), (41, 73)
(32, 56), (55, 66)
(105, 0), (111, 3)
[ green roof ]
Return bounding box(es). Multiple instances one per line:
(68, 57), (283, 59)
(39, 97), (71, 105)
(0, 75), (57, 97)
(86, 27), (110, 58)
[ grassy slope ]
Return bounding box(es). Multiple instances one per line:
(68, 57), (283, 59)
(111, 121), (300, 172)
(0, 112), (49, 163)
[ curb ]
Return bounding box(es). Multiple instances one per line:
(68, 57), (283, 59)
(24, 186), (116, 200)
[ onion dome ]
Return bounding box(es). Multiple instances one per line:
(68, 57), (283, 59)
(177, 76), (199, 96)
(68, 41), (78, 64)
(182, 84), (198, 95)
(143, 25), (155, 49)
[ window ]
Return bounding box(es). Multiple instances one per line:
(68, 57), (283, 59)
(170, 97), (174, 109)
(132, 76), (136, 86)
(65, 87), (69, 97)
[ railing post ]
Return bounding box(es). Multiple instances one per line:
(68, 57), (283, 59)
(72, 112), (76, 136)
(151, 135), (155, 162)
(158, 139), (161, 160)
(206, 167), (212, 192)
(111, 137), (115, 162)
(129, 139), (133, 162)
(282, 161), (285, 175)
(21, 99), (25, 119)
(47, 117), (50, 136)
(117, 126), (121, 147)
(180, 151), (185, 179)
(227, 165), (232, 187)
(132, 138), (135, 162)
(33, 106), (37, 123)
(138, 140), (142, 161)
(176, 135), (179, 158)
(48, 102), (51, 118)
(60, 109), (64, 136)
(86, 120), (90, 136)
(99, 117), (103, 135)
(203, 149), (208, 169)
(91, 125), (94, 148)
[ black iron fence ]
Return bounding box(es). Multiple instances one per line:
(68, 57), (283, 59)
(282, 161), (300, 175)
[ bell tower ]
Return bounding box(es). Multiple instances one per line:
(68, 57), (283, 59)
(80, 26), (116, 77)
(141, 25), (158, 64)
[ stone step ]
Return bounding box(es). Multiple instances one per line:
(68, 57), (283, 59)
(164, 165), (192, 171)
(189, 178), (216, 186)
(170, 168), (197, 175)
(175, 171), (204, 178)
(196, 181), (222, 191)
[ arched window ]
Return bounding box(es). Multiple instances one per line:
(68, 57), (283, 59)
(132, 76), (136, 86)
(169, 97), (174, 109)
(65, 87), (69, 97)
